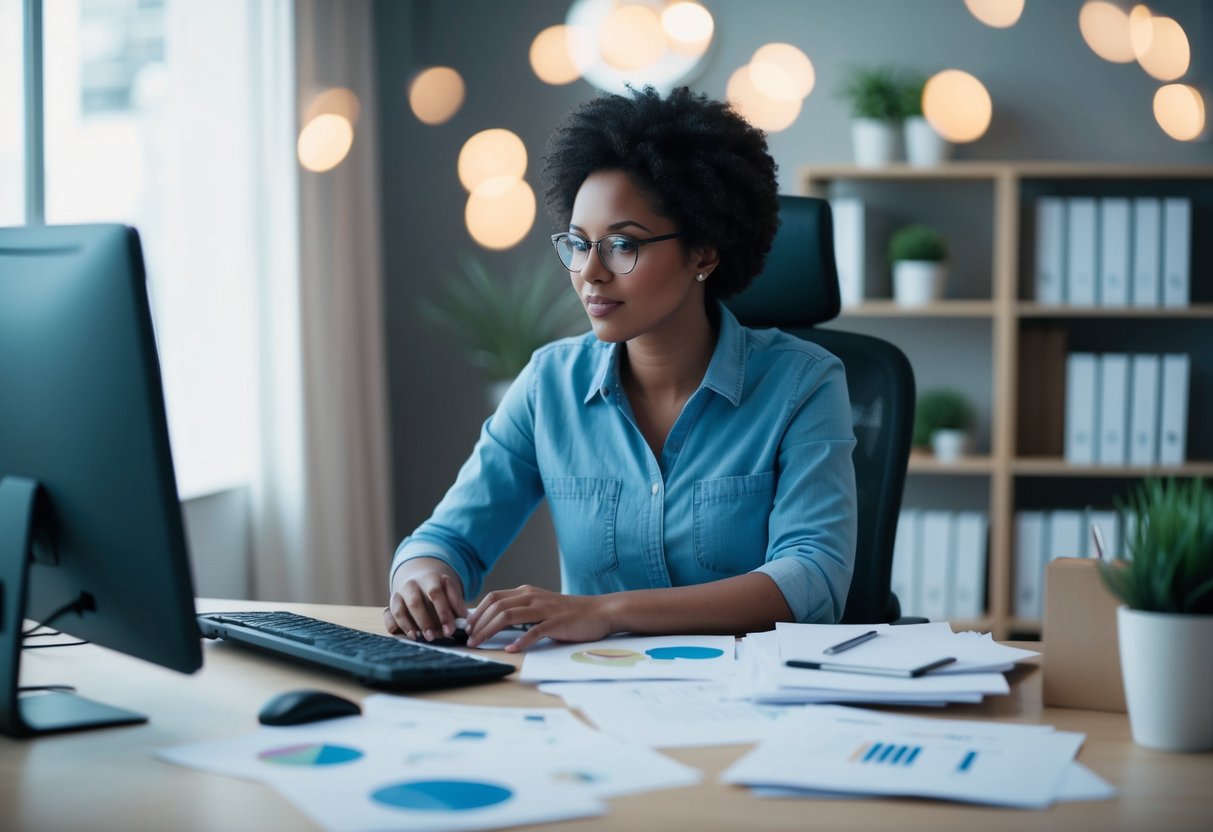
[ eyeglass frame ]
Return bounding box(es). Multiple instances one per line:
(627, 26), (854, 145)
(549, 231), (686, 276)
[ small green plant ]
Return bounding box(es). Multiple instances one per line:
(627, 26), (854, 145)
(889, 224), (948, 263)
(419, 250), (585, 382)
(899, 74), (926, 118)
(837, 65), (902, 121)
(913, 388), (974, 447)
(1100, 478), (1213, 615)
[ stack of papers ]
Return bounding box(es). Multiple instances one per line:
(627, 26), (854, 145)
(723, 704), (1116, 808)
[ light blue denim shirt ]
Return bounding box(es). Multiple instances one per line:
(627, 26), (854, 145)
(390, 303), (858, 623)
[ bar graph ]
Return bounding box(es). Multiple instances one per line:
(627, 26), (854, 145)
(850, 741), (922, 767)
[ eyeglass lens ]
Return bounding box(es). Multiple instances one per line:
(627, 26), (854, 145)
(553, 234), (639, 275)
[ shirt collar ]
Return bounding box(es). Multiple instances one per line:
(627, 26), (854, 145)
(582, 301), (746, 407)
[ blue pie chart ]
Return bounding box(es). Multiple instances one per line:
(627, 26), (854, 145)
(371, 779), (514, 812)
(645, 645), (725, 661)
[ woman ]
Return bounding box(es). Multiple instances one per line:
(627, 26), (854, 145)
(385, 86), (856, 652)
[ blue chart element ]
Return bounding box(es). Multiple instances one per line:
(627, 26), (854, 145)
(450, 730), (487, 740)
(860, 742), (922, 766)
(644, 646), (725, 661)
(957, 750), (978, 772)
(259, 743), (363, 767)
(372, 780), (514, 812)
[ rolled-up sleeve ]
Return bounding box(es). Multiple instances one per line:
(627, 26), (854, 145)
(754, 352), (857, 623)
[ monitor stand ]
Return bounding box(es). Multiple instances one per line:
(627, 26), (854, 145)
(0, 476), (147, 738)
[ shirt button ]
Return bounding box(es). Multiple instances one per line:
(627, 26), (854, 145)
(601, 387), (610, 397)
(651, 483), (659, 495)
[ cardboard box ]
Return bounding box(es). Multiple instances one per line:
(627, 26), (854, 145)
(1042, 557), (1127, 712)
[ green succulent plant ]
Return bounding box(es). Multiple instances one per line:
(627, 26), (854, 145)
(913, 388), (974, 447)
(1100, 478), (1213, 615)
(837, 65), (902, 121)
(419, 250), (585, 382)
(889, 224), (948, 263)
(899, 74), (926, 118)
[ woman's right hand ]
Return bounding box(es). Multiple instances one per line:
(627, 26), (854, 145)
(384, 558), (467, 641)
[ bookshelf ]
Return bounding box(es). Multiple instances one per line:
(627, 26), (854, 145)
(802, 161), (1213, 640)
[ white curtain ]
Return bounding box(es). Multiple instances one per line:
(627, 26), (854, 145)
(249, 0), (393, 606)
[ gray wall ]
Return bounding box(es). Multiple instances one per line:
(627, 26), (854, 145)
(373, 0), (1213, 597)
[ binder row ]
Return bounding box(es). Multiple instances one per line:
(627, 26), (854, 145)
(891, 510), (988, 621)
(1064, 352), (1189, 466)
(1034, 196), (1191, 307)
(1014, 509), (1134, 619)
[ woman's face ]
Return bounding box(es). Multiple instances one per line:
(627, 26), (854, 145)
(565, 169), (709, 344)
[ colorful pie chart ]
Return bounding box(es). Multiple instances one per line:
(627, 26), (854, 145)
(258, 743), (363, 766)
(371, 779), (514, 812)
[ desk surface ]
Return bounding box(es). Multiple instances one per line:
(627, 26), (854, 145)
(2, 599), (1210, 832)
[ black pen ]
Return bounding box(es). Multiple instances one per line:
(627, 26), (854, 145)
(784, 656), (957, 678)
(823, 629), (878, 655)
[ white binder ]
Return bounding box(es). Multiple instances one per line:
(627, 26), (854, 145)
(832, 197), (865, 307)
(1097, 353), (1129, 465)
(1128, 354), (1161, 467)
(1049, 510), (1087, 560)
(1098, 198), (1131, 306)
(1162, 198), (1191, 307)
(919, 511), (954, 621)
(890, 510), (921, 618)
(1159, 353), (1190, 465)
(951, 512), (987, 620)
(1065, 197), (1098, 306)
(1132, 198), (1161, 307)
(1014, 512), (1047, 619)
(1035, 197), (1066, 304)
(1065, 353), (1099, 465)
(1088, 509), (1120, 561)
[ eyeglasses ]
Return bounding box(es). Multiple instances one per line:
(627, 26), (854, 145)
(550, 231), (685, 276)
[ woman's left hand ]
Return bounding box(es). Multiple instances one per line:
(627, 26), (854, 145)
(465, 585), (615, 652)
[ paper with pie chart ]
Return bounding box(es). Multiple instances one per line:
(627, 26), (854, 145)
(518, 634), (737, 682)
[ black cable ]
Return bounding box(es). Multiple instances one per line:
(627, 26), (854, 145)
(18, 684), (76, 693)
(23, 639), (89, 649)
(21, 595), (90, 638)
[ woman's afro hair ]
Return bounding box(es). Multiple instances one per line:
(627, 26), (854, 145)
(541, 86), (779, 299)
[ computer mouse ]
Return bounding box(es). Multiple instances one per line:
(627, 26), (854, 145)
(413, 617), (470, 647)
(258, 689), (362, 726)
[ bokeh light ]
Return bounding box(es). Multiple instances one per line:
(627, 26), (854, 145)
(661, 2), (714, 54)
(963, 0), (1025, 28)
(303, 87), (361, 126)
(749, 43), (815, 102)
(1129, 5), (1154, 56)
(598, 4), (666, 70)
(530, 25), (581, 85)
(465, 176), (537, 250)
(1079, 1), (1135, 63)
(1154, 84), (1205, 141)
(726, 64), (801, 132)
(457, 129), (528, 193)
(297, 114), (354, 173)
(922, 69), (992, 143)
(1134, 16), (1190, 81)
(408, 66), (466, 126)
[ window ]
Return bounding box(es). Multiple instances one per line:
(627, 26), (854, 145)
(0, 0), (23, 225)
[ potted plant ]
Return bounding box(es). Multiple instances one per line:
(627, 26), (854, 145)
(420, 250), (585, 408)
(837, 65), (902, 167)
(914, 388), (974, 461)
(1100, 478), (1213, 752)
(888, 224), (948, 306)
(899, 73), (952, 167)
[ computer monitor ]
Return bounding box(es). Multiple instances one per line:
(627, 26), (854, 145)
(0, 223), (202, 738)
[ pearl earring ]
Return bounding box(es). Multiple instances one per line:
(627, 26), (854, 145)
(695, 273), (707, 282)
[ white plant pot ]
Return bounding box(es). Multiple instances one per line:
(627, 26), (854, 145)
(1117, 606), (1213, 751)
(903, 116), (952, 167)
(930, 429), (968, 462)
(892, 260), (947, 306)
(851, 118), (900, 168)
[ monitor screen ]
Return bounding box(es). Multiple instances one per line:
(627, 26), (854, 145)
(0, 224), (202, 737)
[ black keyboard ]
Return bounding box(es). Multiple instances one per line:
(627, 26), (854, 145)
(197, 611), (515, 690)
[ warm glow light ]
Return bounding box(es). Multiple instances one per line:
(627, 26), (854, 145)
(1129, 5), (1154, 56)
(297, 114), (354, 173)
(963, 0), (1025, 28)
(1135, 16), (1190, 81)
(303, 87), (361, 126)
(465, 176), (537, 250)
(1079, 1), (1134, 63)
(530, 25), (581, 85)
(598, 4), (666, 70)
(408, 66), (466, 126)
(726, 64), (801, 133)
(748, 43), (815, 102)
(922, 69), (992, 143)
(661, 2), (714, 54)
(1154, 84), (1205, 141)
(457, 129), (528, 193)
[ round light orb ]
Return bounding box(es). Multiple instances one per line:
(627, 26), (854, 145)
(297, 113), (354, 173)
(457, 129), (528, 193)
(1078, 1), (1134, 63)
(922, 69), (993, 143)
(530, 25), (581, 85)
(661, 2), (714, 55)
(1154, 84), (1205, 141)
(1129, 5), (1154, 56)
(726, 64), (801, 133)
(1135, 16), (1190, 81)
(303, 87), (361, 126)
(465, 176), (537, 250)
(598, 4), (666, 70)
(749, 43), (815, 102)
(409, 66), (465, 126)
(963, 0), (1025, 28)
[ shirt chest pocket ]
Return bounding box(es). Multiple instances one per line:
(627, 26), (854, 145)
(543, 476), (622, 577)
(693, 471), (775, 575)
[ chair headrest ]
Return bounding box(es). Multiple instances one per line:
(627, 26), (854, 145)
(725, 194), (841, 328)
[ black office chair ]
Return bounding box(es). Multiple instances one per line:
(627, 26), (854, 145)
(726, 195), (917, 624)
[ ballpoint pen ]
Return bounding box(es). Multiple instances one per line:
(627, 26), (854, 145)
(823, 629), (878, 655)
